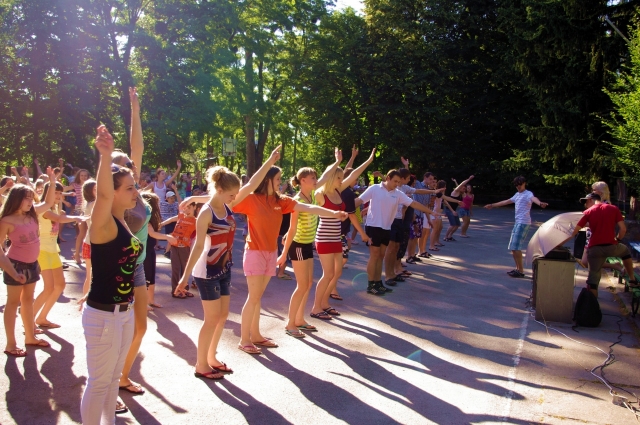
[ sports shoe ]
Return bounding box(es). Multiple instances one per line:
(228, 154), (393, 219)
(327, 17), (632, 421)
(507, 270), (525, 278)
(378, 281), (394, 292)
(366, 284), (386, 296)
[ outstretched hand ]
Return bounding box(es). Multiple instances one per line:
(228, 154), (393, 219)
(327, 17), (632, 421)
(335, 147), (343, 164)
(401, 156), (409, 167)
(45, 166), (56, 182)
(367, 148), (376, 162)
(351, 144), (359, 158)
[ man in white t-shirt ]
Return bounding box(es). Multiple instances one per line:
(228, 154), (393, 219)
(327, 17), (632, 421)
(356, 170), (439, 295)
(485, 175), (547, 277)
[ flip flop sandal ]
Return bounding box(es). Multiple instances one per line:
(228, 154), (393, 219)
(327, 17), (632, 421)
(297, 324), (318, 331)
(25, 339), (50, 348)
(435, 243), (445, 247)
(429, 248), (440, 252)
(278, 274), (293, 280)
(285, 329), (306, 338)
(323, 307), (340, 316)
(310, 311), (332, 320)
(37, 322), (61, 329)
(148, 303), (163, 308)
(252, 338), (278, 348)
(210, 362), (234, 374)
(400, 271), (412, 276)
(194, 370), (224, 380)
(329, 293), (343, 301)
(237, 344), (262, 355)
(4, 348), (27, 357)
(119, 383), (145, 395)
(418, 252), (430, 258)
(393, 275), (406, 282)
(115, 400), (128, 415)
(184, 291), (194, 297)
(172, 293), (187, 299)
(24, 328), (45, 335)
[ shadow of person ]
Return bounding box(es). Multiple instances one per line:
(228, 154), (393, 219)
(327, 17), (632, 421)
(39, 332), (86, 423)
(150, 310), (197, 365)
(253, 352), (401, 424)
(303, 332), (533, 424)
(208, 379), (292, 425)
(5, 350), (55, 425)
(118, 353), (188, 416)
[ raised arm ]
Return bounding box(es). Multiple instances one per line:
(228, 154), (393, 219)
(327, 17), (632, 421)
(452, 175), (474, 195)
(410, 201), (440, 216)
(165, 161), (182, 186)
(228, 145), (281, 208)
(34, 158), (43, 178)
(316, 147), (343, 187)
(129, 87), (143, 172)
(345, 145), (358, 170)
(34, 167), (58, 215)
(340, 148), (376, 191)
(90, 126), (118, 244)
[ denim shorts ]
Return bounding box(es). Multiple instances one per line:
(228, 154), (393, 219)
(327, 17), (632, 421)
(444, 208), (461, 226)
(133, 263), (146, 288)
(508, 223), (531, 251)
(4, 259), (40, 286)
(457, 207), (470, 218)
(194, 270), (231, 301)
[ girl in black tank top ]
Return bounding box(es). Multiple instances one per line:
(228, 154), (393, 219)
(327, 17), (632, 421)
(89, 218), (142, 304)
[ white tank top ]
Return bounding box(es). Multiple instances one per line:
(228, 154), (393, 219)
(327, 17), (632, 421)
(154, 181), (167, 201)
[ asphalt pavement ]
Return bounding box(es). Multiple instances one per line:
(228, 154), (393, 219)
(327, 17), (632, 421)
(1, 206), (639, 425)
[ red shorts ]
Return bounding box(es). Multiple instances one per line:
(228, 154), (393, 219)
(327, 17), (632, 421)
(315, 241), (342, 255)
(82, 242), (91, 260)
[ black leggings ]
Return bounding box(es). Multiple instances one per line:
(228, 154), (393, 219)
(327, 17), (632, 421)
(144, 236), (157, 286)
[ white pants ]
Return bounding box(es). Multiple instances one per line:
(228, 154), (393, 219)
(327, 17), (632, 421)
(80, 304), (134, 425)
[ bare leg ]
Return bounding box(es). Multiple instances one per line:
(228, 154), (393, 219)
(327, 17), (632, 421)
(367, 245), (381, 281)
(208, 295), (230, 366)
(4, 286), (23, 352)
(460, 216), (471, 236)
(288, 259), (314, 329)
(384, 241), (399, 281)
(311, 254), (335, 314)
(376, 244), (388, 281)
(21, 283), (43, 345)
(197, 299), (221, 373)
(321, 253), (343, 310)
(35, 267), (65, 325)
(512, 250), (524, 273)
(33, 269), (54, 322)
(240, 275), (270, 347)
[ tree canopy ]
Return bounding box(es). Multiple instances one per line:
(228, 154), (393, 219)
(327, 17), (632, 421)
(1, 0), (638, 201)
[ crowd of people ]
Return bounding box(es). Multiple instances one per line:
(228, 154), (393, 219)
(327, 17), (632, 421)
(10, 87), (632, 424)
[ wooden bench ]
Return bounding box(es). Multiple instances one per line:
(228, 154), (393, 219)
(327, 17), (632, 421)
(606, 257), (640, 316)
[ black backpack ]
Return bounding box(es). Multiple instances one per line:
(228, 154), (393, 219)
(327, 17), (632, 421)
(573, 287), (602, 327)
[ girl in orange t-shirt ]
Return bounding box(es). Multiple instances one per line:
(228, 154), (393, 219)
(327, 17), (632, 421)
(232, 158), (349, 354)
(161, 201), (200, 298)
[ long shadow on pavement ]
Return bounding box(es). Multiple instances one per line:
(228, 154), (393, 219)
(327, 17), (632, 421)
(40, 331), (86, 423)
(254, 351), (400, 424)
(208, 379), (292, 424)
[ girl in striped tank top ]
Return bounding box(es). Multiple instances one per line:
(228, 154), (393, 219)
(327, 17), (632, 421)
(278, 149), (345, 336)
(309, 148), (375, 320)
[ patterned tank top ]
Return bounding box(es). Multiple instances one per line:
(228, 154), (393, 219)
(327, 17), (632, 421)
(315, 191), (344, 244)
(192, 204), (236, 280)
(293, 191), (318, 244)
